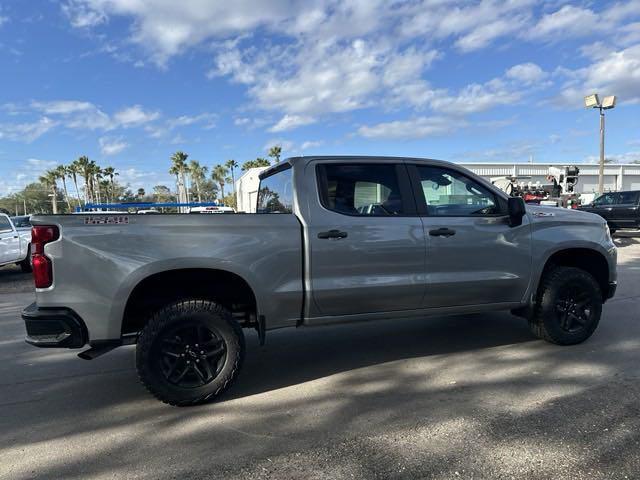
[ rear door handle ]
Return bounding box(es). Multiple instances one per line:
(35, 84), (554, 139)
(429, 228), (456, 237)
(318, 229), (348, 239)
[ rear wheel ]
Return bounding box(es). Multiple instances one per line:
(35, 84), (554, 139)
(529, 266), (602, 345)
(136, 299), (244, 406)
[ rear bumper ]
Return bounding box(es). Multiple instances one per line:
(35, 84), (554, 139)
(22, 302), (88, 348)
(606, 281), (617, 300)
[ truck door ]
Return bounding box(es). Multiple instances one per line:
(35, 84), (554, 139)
(305, 161), (426, 316)
(407, 164), (532, 308)
(610, 191), (640, 228)
(0, 216), (21, 264)
(587, 192), (619, 225)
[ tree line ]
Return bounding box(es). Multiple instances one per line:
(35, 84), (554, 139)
(0, 145), (282, 215)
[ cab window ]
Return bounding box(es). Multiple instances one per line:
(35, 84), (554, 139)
(617, 191), (640, 205)
(593, 193), (618, 206)
(256, 166), (294, 213)
(416, 166), (499, 216)
(318, 164), (405, 216)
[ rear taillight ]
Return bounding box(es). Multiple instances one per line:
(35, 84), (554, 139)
(31, 225), (59, 288)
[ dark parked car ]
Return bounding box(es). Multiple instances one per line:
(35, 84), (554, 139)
(579, 190), (640, 233)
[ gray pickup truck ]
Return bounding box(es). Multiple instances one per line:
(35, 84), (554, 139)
(22, 156), (617, 406)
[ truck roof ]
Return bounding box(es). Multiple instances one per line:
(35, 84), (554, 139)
(260, 155), (448, 178)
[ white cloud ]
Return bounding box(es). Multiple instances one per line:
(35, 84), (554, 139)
(62, 0), (107, 28)
(31, 100), (95, 115)
(269, 114), (315, 132)
(585, 151), (640, 163)
(26, 158), (58, 170)
(0, 158), (59, 195)
(0, 117), (57, 142)
(300, 140), (323, 150)
(166, 113), (216, 130)
(558, 44), (640, 106)
(99, 136), (128, 155)
(528, 5), (598, 41)
(506, 63), (547, 85)
(113, 105), (160, 127)
(358, 117), (463, 140)
(263, 139), (294, 153)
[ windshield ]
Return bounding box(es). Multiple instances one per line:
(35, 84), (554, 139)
(10, 216), (31, 228)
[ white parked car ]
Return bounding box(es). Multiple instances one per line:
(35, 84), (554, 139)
(0, 213), (32, 272)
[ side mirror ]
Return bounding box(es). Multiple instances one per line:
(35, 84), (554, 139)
(508, 197), (526, 227)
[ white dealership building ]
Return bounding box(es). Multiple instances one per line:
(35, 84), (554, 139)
(235, 162), (640, 213)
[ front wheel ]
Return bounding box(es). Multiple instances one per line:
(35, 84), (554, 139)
(136, 299), (245, 406)
(529, 266), (602, 345)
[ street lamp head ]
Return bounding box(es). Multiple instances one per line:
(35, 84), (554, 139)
(601, 95), (617, 109)
(584, 93), (600, 108)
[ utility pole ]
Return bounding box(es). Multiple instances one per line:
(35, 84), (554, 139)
(584, 94), (616, 194)
(598, 107), (605, 194)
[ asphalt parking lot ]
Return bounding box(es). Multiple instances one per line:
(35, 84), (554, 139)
(1, 234), (639, 480)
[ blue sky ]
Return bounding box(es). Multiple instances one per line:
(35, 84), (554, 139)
(1, 0), (640, 194)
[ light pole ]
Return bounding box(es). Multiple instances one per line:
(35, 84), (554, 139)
(584, 94), (616, 194)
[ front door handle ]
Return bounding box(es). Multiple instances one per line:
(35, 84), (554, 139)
(318, 229), (348, 239)
(429, 228), (456, 237)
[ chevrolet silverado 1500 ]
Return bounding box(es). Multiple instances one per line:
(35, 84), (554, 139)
(22, 156), (617, 405)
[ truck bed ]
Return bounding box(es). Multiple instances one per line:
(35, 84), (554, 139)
(31, 213), (303, 340)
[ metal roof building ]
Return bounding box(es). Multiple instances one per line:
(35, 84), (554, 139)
(235, 161), (640, 213)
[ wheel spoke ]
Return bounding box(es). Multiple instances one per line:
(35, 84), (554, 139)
(174, 363), (191, 383)
(192, 363), (207, 384)
(200, 358), (214, 380)
(161, 349), (180, 359)
(165, 358), (181, 379)
(206, 343), (225, 359)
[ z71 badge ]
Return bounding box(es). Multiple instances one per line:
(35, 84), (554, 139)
(84, 216), (129, 225)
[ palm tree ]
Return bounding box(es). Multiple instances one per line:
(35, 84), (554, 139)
(55, 165), (72, 211)
(189, 160), (208, 203)
(170, 151), (190, 204)
(268, 145), (282, 163)
(39, 170), (58, 214)
(211, 165), (229, 202)
(137, 188), (145, 200)
(241, 158), (271, 171)
(102, 166), (119, 204)
(75, 156), (92, 203)
(68, 162), (83, 207)
(89, 162), (103, 204)
(225, 159), (239, 198)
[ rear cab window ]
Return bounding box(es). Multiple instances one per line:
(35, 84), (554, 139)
(617, 191), (640, 205)
(257, 165), (294, 213)
(317, 164), (406, 216)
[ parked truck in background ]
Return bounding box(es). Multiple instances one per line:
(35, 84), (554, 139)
(579, 190), (640, 233)
(0, 213), (32, 272)
(22, 156), (617, 406)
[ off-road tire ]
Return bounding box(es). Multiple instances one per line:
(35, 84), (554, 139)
(19, 245), (32, 273)
(136, 299), (244, 406)
(529, 266), (602, 345)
